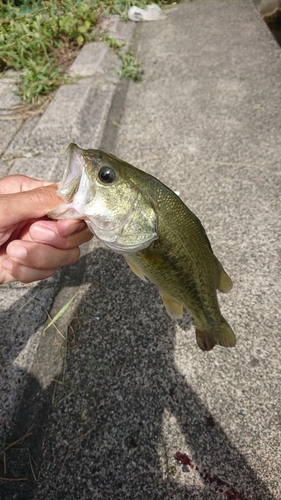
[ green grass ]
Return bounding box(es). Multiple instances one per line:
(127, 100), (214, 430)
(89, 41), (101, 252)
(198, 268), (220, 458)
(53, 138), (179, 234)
(102, 33), (143, 81)
(0, 0), (179, 104)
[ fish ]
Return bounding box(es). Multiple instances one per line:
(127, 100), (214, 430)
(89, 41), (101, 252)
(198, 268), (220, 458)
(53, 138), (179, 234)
(49, 143), (236, 351)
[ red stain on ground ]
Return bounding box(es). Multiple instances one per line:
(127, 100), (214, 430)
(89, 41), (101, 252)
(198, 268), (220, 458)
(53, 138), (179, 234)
(206, 416), (216, 427)
(175, 452), (246, 500)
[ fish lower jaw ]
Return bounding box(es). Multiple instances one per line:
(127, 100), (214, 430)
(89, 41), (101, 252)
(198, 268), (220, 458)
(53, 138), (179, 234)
(48, 204), (84, 220)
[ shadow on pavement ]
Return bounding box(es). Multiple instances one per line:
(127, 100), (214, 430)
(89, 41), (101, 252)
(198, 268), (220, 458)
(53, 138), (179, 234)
(1, 248), (274, 500)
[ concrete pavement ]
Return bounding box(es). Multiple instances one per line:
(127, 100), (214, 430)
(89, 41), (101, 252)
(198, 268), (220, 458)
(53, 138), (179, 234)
(1, 0), (281, 498)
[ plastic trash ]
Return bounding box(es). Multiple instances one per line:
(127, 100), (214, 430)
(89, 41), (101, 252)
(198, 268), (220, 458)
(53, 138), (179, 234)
(128, 4), (165, 22)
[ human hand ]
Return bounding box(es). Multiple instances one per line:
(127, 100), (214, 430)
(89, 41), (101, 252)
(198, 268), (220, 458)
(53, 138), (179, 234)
(0, 175), (92, 284)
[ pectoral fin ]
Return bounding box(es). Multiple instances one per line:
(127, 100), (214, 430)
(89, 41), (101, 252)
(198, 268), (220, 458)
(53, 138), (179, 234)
(125, 258), (146, 282)
(160, 293), (183, 320)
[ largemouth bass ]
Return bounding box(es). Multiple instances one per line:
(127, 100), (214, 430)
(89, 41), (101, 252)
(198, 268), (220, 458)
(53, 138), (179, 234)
(49, 143), (236, 351)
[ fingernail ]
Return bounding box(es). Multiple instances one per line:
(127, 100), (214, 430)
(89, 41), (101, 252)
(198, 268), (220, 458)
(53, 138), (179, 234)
(2, 259), (13, 271)
(31, 225), (56, 243)
(7, 244), (27, 260)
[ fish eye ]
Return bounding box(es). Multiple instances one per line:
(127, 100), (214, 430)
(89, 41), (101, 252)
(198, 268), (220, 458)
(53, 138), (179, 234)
(98, 166), (116, 184)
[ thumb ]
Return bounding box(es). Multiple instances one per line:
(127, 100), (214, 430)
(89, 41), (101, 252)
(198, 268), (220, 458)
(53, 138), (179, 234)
(0, 184), (64, 227)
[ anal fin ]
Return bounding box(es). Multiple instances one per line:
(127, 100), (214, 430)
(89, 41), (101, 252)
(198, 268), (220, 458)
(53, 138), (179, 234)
(215, 258), (233, 293)
(160, 293), (183, 320)
(219, 270), (233, 293)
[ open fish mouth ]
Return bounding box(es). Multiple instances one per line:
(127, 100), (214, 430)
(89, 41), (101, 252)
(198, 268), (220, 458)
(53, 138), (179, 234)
(48, 144), (89, 220)
(58, 144), (84, 202)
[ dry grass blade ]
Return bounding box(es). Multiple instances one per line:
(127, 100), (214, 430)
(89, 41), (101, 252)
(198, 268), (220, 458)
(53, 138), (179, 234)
(44, 309), (66, 341)
(3, 450), (6, 476)
(55, 389), (77, 406)
(0, 476), (29, 482)
(51, 378), (70, 387)
(3, 425), (34, 453)
(17, 285), (47, 311)
(71, 427), (96, 447)
(1, 425), (35, 482)
(0, 93), (54, 120)
(27, 448), (37, 482)
(44, 293), (77, 332)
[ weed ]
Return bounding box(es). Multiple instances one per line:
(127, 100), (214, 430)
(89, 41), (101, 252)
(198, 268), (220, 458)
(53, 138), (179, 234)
(102, 32), (126, 52)
(0, 1), (98, 102)
(119, 51), (143, 81)
(0, 1), (178, 102)
(102, 32), (143, 81)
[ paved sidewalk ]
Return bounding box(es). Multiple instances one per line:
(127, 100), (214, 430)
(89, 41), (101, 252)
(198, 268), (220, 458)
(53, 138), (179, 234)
(1, 1), (281, 499)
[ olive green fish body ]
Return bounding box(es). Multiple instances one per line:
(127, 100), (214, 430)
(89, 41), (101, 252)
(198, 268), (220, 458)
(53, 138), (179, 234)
(49, 144), (235, 351)
(123, 181), (234, 351)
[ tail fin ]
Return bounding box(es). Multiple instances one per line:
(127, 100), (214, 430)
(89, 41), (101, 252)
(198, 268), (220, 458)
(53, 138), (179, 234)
(196, 318), (236, 351)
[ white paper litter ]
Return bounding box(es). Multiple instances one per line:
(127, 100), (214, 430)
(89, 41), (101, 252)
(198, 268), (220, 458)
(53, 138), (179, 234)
(128, 4), (166, 22)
